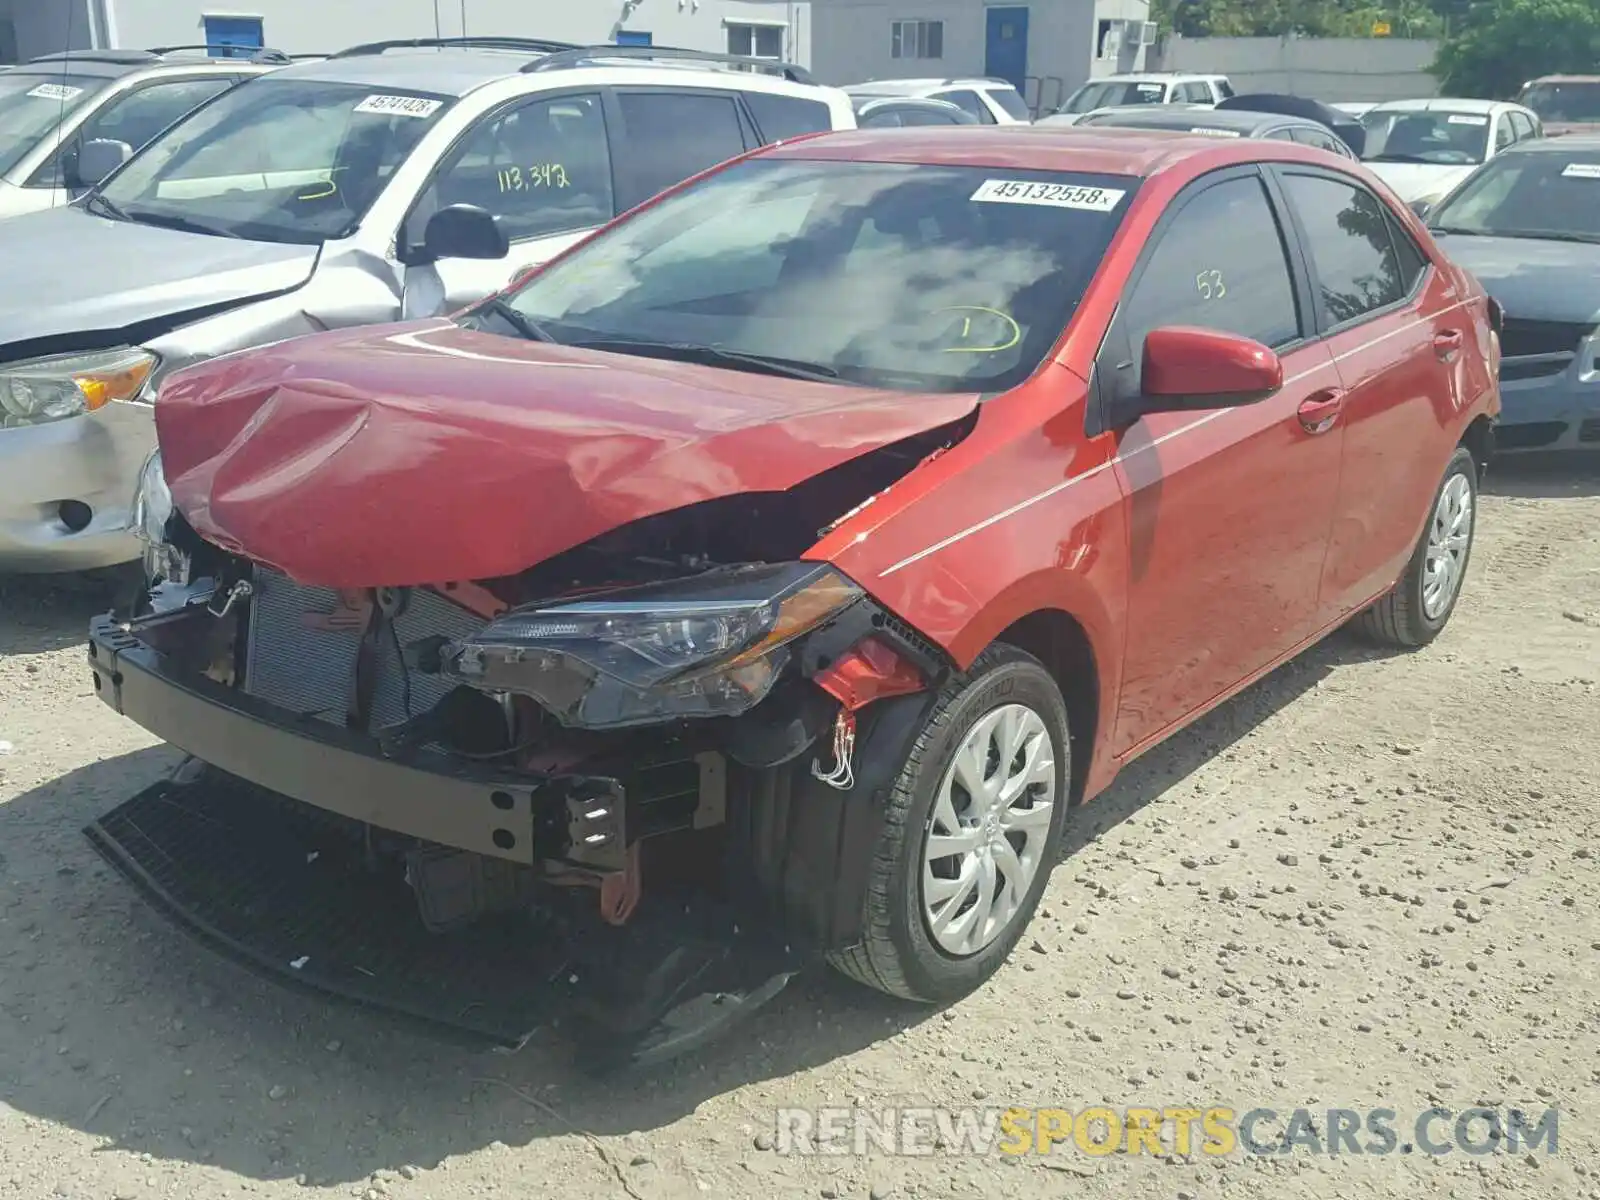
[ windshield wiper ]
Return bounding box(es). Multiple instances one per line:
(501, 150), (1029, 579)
(82, 192), (128, 221)
(476, 297), (553, 342)
(1427, 224), (1479, 236)
(569, 336), (842, 382)
(1367, 153), (1434, 164)
(117, 207), (242, 240)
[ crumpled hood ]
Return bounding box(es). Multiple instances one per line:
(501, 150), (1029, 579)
(1365, 161), (1475, 203)
(158, 319), (980, 588)
(0, 206), (319, 355)
(1433, 234), (1600, 324)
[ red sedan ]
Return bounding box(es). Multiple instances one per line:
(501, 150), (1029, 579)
(96, 126), (1499, 1062)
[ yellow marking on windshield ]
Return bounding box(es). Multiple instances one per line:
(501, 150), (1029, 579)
(935, 305), (1022, 353)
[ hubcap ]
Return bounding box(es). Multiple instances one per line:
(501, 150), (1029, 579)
(922, 703), (1057, 957)
(1422, 472), (1473, 619)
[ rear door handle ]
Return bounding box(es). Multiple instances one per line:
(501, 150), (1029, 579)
(1434, 329), (1464, 360)
(1296, 389), (1344, 434)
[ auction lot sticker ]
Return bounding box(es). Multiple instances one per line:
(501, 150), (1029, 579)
(27, 83), (84, 101)
(353, 94), (443, 118)
(1562, 162), (1600, 178)
(971, 179), (1125, 211)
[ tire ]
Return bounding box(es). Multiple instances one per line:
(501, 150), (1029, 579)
(827, 642), (1070, 1002)
(1353, 445), (1478, 648)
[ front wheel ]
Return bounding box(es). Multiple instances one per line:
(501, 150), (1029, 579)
(828, 643), (1069, 1002)
(1353, 444), (1478, 648)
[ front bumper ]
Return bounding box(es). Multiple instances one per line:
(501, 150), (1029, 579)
(1495, 352), (1600, 452)
(0, 400), (151, 572)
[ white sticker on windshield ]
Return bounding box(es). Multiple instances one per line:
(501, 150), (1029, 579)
(1136, 83), (1164, 94)
(1190, 126), (1243, 137)
(1562, 162), (1600, 178)
(353, 93), (443, 118)
(1446, 114), (1489, 125)
(971, 179), (1126, 211)
(26, 83), (84, 101)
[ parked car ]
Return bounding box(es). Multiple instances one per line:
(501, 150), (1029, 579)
(1050, 72), (1234, 124)
(1331, 102), (1377, 119)
(1515, 75), (1600, 137)
(0, 37), (855, 574)
(1421, 135), (1599, 452)
(0, 45), (296, 220)
(1359, 98), (1543, 207)
(852, 95), (976, 127)
(98, 124), (1497, 1065)
(1055, 105), (1359, 159)
(843, 78), (1030, 124)
(1215, 93), (1368, 156)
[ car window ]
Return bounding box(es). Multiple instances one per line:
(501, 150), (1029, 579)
(857, 107), (903, 128)
(98, 78), (452, 245)
(1494, 117), (1515, 150)
(1289, 125), (1346, 154)
(1280, 173), (1406, 327)
(406, 93), (614, 247)
(937, 90), (995, 123)
(744, 92), (834, 141)
(30, 76), (236, 188)
(1516, 80), (1600, 123)
(1508, 111), (1536, 140)
(899, 106), (965, 126)
(1387, 212), (1429, 293)
(503, 158), (1136, 394)
(1179, 82), (1210, 103)
(1123, 175), (1301, 358)
(0, 72), (106, 175)
(1362, 110), (1490, 165)
(1429, 150), (1600, 239)
(1262, 127), (1297, 141)
(1214, 80), (1235, 99)
(615, 91), (749, 209)
(984, 86), (1032, 121)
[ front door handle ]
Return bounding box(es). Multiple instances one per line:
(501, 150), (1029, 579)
(1434, 329), (1464, 361)
(1297, 389), (1345, 434)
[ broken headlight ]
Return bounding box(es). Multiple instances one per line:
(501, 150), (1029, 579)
(442, 563), (863, 729)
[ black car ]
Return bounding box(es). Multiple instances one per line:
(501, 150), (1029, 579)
(1062, 104), (1359, 158)
(851, 95), (979, 127)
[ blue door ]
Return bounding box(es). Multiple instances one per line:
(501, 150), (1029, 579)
(614, 30), (653, 46)
(984, 6), (1029, 92)
(202, 15), (264, 58)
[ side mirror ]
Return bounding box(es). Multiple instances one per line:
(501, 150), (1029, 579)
(71, 138), (134, 189)
(1409, 198), (1432, 220)
(422, 204), (508, 263)
(1139, 326), (1283, 413)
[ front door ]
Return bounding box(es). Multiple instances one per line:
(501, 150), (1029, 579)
(1273, 166), (1478, 614)
(1099, 167), (1345, 757)
(984, 7), (1030, 93)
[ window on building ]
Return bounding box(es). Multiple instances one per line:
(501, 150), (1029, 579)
(614, 30), (653, 46)
(1095, 20), (1116, 58)
(890, 19), (943, 59)
(727, 22), (784, 59)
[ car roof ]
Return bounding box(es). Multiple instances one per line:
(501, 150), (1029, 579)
(844, 78), (1015, 95)
(853, 95), (965, 111)
(274, 41), (820, 98)
(1525, 75), (1600, 84)
(760, 124), (1317, 177)
(1367, 97), (1506, 114)
(1501, 132), (1600, 154)
(19, 47), (294, 77)
(1090, 72), (1222, 83)
(1083, 107), (1284, 133)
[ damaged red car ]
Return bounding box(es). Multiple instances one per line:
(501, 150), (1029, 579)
(89, 126), (1500, 1066)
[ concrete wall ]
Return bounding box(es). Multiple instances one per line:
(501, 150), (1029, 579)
(12, 0), (809, 66)
(4, 0), (95, 62)
(1150, 35), (1439, 102)
(808, 0), (1100, 112)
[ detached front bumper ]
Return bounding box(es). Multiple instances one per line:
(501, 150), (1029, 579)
(0, 401), (151, 572)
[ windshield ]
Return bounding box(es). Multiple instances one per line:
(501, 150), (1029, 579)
(1060, 80), (1166, 114)
(0, 72), (106, 175)
(986, 86), (1032, 120)
(1517, 81), (1600, 123)
(1361, 110), (1490, 164)
(1429, 152), (1600, 242)
(96, 78), (453, 245)
(496, 158), (1135, 394)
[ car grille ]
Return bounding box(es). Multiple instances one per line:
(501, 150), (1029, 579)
(242, 568), (486, 730)
(1499, 318), (1595, 360)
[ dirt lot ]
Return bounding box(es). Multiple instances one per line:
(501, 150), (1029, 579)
(1, 456), (1597, 1200)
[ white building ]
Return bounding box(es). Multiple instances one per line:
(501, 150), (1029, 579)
(1, 0), (812, 68)
(807, 0), (1149, 113)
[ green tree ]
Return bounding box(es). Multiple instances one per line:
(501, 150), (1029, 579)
(1150, 0), (1440, 37)
(1431, 0), (1600, 97)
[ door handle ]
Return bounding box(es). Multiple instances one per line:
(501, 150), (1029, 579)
(1433, 329), (1464, 360)
(1296, 389), (1344, 434)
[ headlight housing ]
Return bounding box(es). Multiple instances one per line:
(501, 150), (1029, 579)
(442, 563), (864, 729)
(0, 346), (157, 427)
(130, 449), (191, 586)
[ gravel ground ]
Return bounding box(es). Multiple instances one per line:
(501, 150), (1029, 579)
(1, 455), (1597, 1200)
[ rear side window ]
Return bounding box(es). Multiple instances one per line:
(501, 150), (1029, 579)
(1214, 80), (1235, 100)
(744, 92), (833, 142)
(1280, 173), (1406, 326)
(985, 86), (1032, 120)
(1178, 82), (1210, 103)
(937, 89), (996, 123)
(1289, 125), (1347, 155)
(1123, 175), (1302, 352)
(617, 91), (749, 208)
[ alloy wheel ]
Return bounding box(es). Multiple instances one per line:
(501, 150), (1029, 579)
(1422, 472), (1473, 619)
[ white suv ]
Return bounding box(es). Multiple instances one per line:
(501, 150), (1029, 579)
(1050, 72), (1234, 124)
(843, 78), (1032, 124)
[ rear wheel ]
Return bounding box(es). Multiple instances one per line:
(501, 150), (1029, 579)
(1354, 445), (1477, 647)
(828, 643), (1069, 1002)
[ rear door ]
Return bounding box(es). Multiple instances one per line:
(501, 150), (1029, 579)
(1270, 166), (1467, 615)
(1098, 166), (1343, 757)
